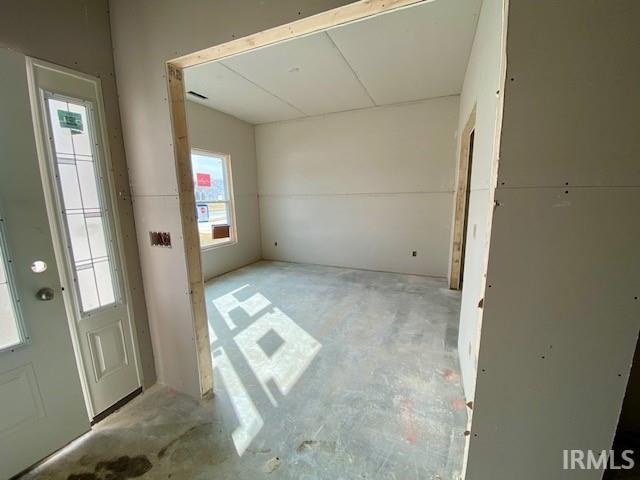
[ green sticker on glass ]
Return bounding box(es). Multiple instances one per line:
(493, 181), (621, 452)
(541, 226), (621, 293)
(57, 110), (83, 133)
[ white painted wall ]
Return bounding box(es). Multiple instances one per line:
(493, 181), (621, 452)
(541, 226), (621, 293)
(256, 97), (460, 276)
(454, 0), (506, 402)
(185, 101), (261, 281)
(465, 1), (640, 478)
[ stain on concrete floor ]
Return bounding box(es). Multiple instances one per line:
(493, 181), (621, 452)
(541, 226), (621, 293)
(20, 261), (467, 480)
(65, 455), (152, 480)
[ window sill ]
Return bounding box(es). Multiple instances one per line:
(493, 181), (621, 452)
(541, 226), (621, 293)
(201, 238), (237, 252)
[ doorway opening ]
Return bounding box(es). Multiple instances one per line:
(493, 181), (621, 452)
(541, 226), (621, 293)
(459, 129), (475, 288)
(449, 107), (476, 290)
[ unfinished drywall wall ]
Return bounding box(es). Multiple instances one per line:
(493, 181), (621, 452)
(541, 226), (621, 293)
(0, 0), (155, 388)
(185, 101), (261, 280)
(256, 97), (459, 276)
(453, 0), (506, 402)
(465, 1), (640, 479)
(109, 0), (354, 397)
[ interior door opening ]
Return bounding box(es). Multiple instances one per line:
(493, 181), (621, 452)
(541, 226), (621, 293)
(459, 129), (475, 288)
(449, 107), (476, 290)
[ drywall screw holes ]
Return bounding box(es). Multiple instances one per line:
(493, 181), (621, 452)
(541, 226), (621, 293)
(564, 190), (569, 194)
(541, 355), (545, 359)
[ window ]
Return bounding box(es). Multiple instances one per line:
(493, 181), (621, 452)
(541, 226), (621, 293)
(44, 95), (120, 314)
(0, 219), (24, 350)
(191, 150), (236, 249)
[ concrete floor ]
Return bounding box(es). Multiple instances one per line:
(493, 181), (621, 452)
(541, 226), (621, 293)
(22, 261), (467, 480)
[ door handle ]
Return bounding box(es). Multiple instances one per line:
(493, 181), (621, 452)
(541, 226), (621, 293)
(36, 287), (54, 301)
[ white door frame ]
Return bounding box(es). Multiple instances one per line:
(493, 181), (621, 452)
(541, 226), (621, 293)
(26, 57), (143, 418)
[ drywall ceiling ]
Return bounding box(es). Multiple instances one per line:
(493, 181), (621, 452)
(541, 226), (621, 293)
(185, 0), (481, 124)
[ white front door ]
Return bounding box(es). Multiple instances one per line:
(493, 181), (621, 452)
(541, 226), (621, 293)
(27, 59), (142, 417)
(0, 48), (89, 479)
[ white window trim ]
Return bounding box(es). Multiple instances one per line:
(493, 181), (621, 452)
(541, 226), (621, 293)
(191, 148), (238, 251)
(0, 206), (29, 353)
(42, 91), (123, 316)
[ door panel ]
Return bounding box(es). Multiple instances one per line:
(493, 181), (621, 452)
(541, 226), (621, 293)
(29, 59), (142, 416)
(0, 364), (45, 433)
(0, 48), (89, 479)
(88, 320), (129, 380)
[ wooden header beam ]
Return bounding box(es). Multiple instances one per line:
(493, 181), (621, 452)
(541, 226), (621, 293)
(169, 0), (430, 69)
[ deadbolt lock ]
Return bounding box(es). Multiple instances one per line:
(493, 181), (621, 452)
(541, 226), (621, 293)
(36, 287), (54, 301)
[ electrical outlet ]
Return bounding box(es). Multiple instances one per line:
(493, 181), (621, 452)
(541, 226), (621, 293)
(412, 251), (417, 257)
(150, 231), (171, 248)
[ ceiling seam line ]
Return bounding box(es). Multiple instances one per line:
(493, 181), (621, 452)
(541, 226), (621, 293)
(255, 94), (460, 127)
(324, 31), (377, 107)
(218, 62), (308, 116)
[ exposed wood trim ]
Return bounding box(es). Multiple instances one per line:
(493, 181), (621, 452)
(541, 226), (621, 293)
(169, 0), (430, 69)
(449, 106), (476, 290)
(166, 64), (213, 397)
